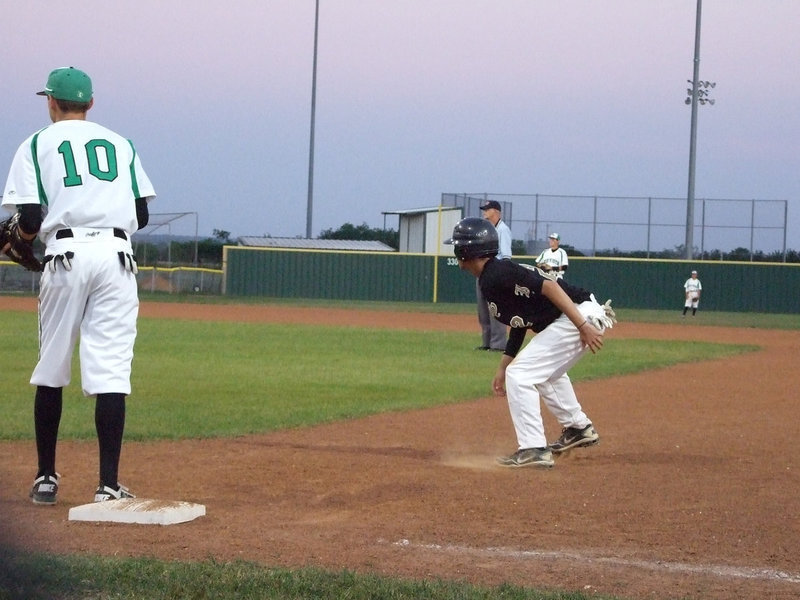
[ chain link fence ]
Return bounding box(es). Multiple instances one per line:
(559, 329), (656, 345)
(0, 263), (40, 293)
(0, 263), (222, 295)
(442, 193), (789, 260)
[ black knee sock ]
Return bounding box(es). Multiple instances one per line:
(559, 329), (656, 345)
(682, 307), (688, 315)
(34, 386), (63, 477)
(95, 393), (126, 488)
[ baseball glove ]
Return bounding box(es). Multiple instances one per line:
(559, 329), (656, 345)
(587, 295), (617, 330)
(0, 213), (43, 272)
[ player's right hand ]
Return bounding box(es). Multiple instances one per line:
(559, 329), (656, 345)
(579, 322), (604, 354)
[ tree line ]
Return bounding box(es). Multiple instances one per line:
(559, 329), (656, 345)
(131, 223), (800, 267)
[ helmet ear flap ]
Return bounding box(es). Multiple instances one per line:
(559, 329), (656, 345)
(453, 244), (468, 261)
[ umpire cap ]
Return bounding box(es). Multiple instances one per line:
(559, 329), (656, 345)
(479, 200), (502, 212)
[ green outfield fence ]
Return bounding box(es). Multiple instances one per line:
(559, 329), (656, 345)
(3, 249), (799, 314)
(222, 247), (800, 314)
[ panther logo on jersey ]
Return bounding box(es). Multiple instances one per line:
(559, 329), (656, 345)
(509, 315), (532, 328)
(514, 284), (531, 298)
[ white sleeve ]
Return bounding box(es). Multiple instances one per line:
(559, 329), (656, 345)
(2, 136), (40, 211)
(130, 145), (156, 203)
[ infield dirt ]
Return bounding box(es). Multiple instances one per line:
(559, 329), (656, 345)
(1, 297), (798, 600)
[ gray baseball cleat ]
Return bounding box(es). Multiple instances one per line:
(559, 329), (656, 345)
(496, 447), (554, 468)
(549, 424), (599, 453)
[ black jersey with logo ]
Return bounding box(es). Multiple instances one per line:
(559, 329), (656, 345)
(478, 258), (592, 355)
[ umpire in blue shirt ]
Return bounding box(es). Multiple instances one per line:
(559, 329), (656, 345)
(476, 200), (512, 351)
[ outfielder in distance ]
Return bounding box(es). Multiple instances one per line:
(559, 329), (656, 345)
(445, 217), (616, 468)
(682, 270), (702, 317)
(1, 67), (155, 505)
(535, 232), (568, 278)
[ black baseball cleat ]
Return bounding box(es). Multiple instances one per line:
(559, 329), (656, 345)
(549, 424), (599, 453)
(94, 483), (136, 502)
(30, 473), (60, 505)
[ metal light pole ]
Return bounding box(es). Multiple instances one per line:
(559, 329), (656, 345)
(684, 0), (703, 260)
(306, 0), (320, 239)
(684, 0), (715, 260)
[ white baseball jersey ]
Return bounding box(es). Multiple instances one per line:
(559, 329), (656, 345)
(684, 276), (702, 306)
(2, 120), (155, 236)
(535, 247), (568, 278)
(684, 277), (702, 295)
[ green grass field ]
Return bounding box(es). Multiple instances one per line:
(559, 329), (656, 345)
(0, 309), (757, 441)
(0, 299), (786, 599)
(135, 292), (800, 329)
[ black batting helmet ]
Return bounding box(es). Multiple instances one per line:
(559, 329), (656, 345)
(444, 217), (499, 260)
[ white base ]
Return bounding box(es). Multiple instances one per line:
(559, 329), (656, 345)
(68, 498), (206, 525)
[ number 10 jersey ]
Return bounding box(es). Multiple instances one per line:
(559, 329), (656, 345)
(2, 119), (156, 238)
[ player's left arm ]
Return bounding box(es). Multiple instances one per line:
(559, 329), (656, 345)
(17, 203), (42, 240)
(2, 202), (40, 251)
(135, 197), (149, 230)
(492, 328), (525, 396)
(1, 206), (43, 271)
(492, 352), (514, 396)
(541, 279), (603, 353)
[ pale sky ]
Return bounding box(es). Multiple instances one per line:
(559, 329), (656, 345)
(2, 1), (798, 252)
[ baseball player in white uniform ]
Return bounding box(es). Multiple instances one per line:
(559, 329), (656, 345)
(2, 67), (155, 505)
(535, 233), (568, 278)
(682, 270), (702, 317)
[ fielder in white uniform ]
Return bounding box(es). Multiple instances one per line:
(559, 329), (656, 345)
(682, 270), (702, 317)
(535, 232), (568, 278)
(2, 67), (155, 505)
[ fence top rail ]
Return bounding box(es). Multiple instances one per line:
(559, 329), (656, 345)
(225, 245), (433, 257)
(137, 266), (223, 274)
(458, 192), (787, 204)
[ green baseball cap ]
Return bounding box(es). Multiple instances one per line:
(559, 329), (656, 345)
(36, 67), (93, 102)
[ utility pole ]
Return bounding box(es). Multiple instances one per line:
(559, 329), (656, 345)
(306, 0), (320, 239)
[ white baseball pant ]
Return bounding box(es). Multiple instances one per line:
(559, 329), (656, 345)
(31, 230), (139, 396)
(504, 299), (605, 449)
